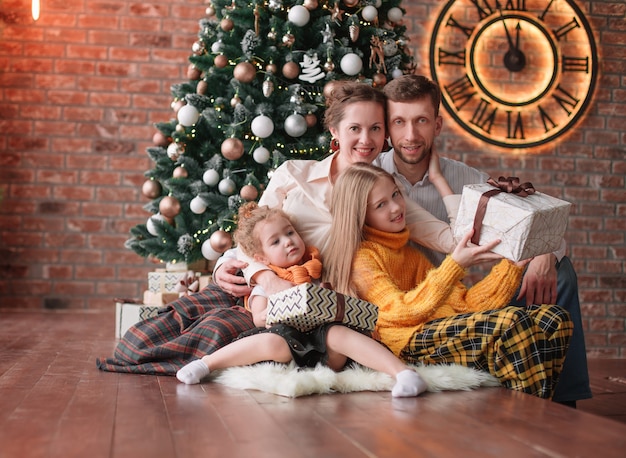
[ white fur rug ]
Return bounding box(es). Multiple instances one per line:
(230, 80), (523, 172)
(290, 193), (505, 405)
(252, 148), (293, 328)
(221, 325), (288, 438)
(212, 362), (500, 398)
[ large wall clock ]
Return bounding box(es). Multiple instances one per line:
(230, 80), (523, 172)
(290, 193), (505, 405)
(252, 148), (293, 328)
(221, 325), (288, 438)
(429, 0), (598, 149)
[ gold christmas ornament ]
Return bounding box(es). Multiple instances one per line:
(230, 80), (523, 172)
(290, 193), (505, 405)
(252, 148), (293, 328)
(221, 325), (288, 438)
(221, 137), (244, 160)
(152, 131), (169, 147)
(230, 96), (241, 108)
(220, 18), (234, 32)
(266, 62), (277, 74)
(171, 100), (185, 113)
(303, 0), (318, 10)
(210, 230), (233, 253)
(240, 184), (259, 201)
(282, 61), (300, 79)
(305, 113), (317, 127)
(196, 80), (208, 95)
(214, 54), (228, 69)
(173, 166), (188, 179)
(323, 80), (339, 100)
(323, 58), (335, 72)
(159, 196), (181, 219)
(233, 61), (256, 83)
(343, 0), (360, 7)
(142, 179), (162, 199)
(187, 64), (202, 80)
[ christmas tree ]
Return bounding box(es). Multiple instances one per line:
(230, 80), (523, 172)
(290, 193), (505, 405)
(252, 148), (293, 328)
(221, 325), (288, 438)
(126, 0), (414, 265)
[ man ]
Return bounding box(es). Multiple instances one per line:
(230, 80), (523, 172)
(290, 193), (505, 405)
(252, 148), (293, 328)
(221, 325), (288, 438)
(377, 74), (591, 406)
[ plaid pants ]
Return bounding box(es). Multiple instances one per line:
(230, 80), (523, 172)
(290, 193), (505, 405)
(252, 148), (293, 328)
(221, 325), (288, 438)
(400, 305), (573, 399)
(97, 284), (255, 375)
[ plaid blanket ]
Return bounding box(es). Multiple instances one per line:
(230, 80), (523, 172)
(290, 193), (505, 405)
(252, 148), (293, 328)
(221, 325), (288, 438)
(96, 284), (254, 375)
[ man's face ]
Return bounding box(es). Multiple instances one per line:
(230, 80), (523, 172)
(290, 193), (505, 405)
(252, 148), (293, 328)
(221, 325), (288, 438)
(386, 98), (442, 166)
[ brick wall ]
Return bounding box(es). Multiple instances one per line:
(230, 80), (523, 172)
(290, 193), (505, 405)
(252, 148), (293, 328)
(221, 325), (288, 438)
(0, 0), (624, 357)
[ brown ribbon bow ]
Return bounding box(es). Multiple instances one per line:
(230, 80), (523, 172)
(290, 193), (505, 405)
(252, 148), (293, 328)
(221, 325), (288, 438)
(471, 177), (535, 245)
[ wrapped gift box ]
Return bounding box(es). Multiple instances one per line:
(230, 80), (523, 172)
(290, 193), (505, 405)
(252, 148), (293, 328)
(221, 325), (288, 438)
(453, 183), (571, 261)
(115, 300), (161, 338)
(143, 290), (179, 306)
(148, 270), (212, 294)
(143, 275), (212, 306)
(148, 269), (191, 293)
(266, 283), (378, 332)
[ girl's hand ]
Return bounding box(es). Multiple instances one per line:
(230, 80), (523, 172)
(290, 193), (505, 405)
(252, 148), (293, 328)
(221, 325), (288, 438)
(451, 229), (504, 268)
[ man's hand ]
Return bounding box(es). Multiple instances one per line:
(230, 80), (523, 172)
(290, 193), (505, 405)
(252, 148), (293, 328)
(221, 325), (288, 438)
(213, 258), (252, 298)
(517, 253), (558, 306)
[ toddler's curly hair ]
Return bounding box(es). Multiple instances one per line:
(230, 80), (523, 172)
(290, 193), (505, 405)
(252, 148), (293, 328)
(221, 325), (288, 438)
(234, 202), (294, 257)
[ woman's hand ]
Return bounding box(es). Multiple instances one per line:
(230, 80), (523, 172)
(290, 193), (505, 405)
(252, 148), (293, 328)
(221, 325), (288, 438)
(213, 258), (252, 298)
(451, 229), (504, 268)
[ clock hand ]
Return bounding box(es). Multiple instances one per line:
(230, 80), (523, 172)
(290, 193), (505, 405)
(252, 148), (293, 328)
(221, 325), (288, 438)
(498, 7), (516, 51)
(502, 15), (526, 72)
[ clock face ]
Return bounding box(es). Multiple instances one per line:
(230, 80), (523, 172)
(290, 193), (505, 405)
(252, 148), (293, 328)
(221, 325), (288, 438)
(429, 0), (598, 149)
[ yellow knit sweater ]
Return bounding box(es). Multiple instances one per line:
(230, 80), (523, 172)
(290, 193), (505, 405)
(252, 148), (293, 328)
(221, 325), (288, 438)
(352, 226), (524, 356)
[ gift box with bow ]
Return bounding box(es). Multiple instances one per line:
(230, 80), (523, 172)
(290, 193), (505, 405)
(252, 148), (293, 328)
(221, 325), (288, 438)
(266, 283), (378, 332)
(453, 177), (571, 262)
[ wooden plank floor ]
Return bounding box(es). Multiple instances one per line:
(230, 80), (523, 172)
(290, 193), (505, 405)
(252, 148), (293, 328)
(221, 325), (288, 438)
(0, 309), (624, 458)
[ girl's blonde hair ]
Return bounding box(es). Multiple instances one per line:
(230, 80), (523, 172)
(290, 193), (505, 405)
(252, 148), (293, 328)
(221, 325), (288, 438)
(234, 201), (292, 258)
(323, 163), (397, 296)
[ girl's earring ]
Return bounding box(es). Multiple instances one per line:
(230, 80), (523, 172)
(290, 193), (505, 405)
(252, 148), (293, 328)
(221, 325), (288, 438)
(330, 138), (340, 152)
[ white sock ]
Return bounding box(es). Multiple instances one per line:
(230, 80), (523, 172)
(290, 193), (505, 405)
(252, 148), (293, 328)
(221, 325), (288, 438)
(176, 359), (210, 385)
(391, 369), (428, 398)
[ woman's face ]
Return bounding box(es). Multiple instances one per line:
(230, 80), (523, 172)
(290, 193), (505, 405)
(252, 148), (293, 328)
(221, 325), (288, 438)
(364, 177), (406, 233)
(329, 101), (386, 166)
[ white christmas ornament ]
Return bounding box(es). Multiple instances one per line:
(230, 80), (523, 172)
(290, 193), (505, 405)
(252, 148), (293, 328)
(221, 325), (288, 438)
(253, 146), (271, 163)
(387, 7), (403, 23)
(211, 41), (223, 53)
(146, 214), (167, 236)
(340, 53), (363, 76)
(190, 196), (207, 214)
(391, 68), (404, 79)
(284, 113), (307, 137)
(218, 177), (236, 195)
(251, 115), (275, 138)
(203, 169), (220, 186)
(177, 104), (200, 126)
(361, 5), (378, 22)
(288, 5), (310, 27)
(201, 239), (222, 260)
